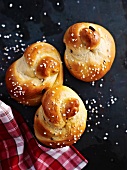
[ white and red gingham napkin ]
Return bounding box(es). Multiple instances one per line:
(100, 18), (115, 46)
(0, 100), (88, 170)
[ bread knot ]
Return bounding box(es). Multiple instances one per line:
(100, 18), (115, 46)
(34, 85), (87, 148)
(36, 56), (60, 79)
(63, 22), (116, 82)
(62, 98), (79, 119)
(79, 26), (100, 49)
(5, 42), (63, 106)
(41, 86), (80, 127)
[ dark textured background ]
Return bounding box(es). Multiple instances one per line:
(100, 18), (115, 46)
(0, 0), (127, 169)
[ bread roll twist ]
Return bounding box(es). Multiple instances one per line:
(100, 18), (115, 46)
(34, 85), (87, 148)
(5, 42), (63, 106)
(63, 22), (116, 82)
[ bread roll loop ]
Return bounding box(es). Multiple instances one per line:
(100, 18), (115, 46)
(5, 42), (63, 106)
(63, 22), (116, 82)
(34, 85), (87, 148)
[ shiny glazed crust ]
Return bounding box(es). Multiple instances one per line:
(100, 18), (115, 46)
(5, 42), (63, 106)
(34, 85), (87, 148)
(63, 22), (116, 82)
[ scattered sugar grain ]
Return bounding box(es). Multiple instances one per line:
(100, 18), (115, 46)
(89, 117), (92, 120)
(9, 3), (13, 8)
(99, 104), (103, 108)
(89, 105), (91, 109)
(7, 56), (11, 60)
(90, 129), (93, 132)
(114, 97), (117, 101)
(105, 132), (109, 136)
(43, 39), (47, 42)
(16, 24), (20, 28)
(95, 110), (98, 113)
(1, 24), (5, 28)
(85, 100), (88, 105)
(91, 81), (95, 86)
(115, 142), (119, 145)
(30, 16), (33, 20)
(20, 34), (23, 37)
(99, 83), (103, 87)
(95, 115), (98, 118)
(116, 124), (119, 128)
(103, 136), (108, 140)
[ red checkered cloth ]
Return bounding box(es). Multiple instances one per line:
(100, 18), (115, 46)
(0, 100), (88, 170)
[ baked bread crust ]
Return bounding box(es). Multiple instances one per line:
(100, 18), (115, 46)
(34, 85), (87, 148)
(63, 22), (116, 82)
(5, 42), (63, 106)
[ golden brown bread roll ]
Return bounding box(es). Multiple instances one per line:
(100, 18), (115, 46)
(34, 85), (87, 148)
(5, 42), (63, 106)
(63, 22), (116, 82)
